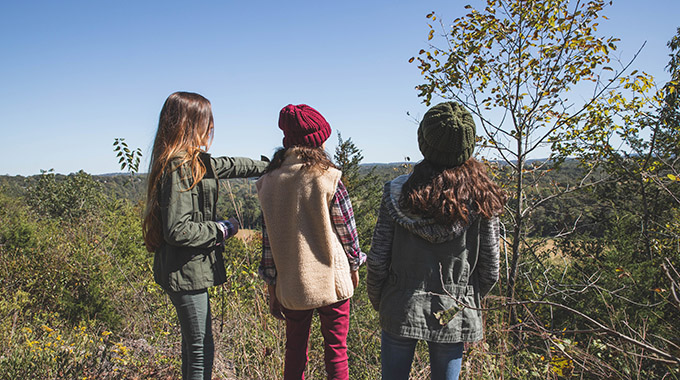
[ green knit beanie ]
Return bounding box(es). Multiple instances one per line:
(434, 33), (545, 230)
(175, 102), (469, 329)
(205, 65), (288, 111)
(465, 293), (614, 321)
(417, 101), (476, 167)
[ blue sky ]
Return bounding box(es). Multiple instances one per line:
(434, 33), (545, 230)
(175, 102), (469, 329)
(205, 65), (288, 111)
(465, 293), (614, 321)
(1, 0), (678, 176)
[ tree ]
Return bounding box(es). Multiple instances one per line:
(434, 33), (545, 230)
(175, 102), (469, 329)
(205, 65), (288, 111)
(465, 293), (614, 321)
(27, 170), (104, 221)
(413, 0), (634, 305)
(565, 24), (680, 349)
(334, 132), (382, 250)
(560, 26), (680, 256)
(413, 1), (680, 375)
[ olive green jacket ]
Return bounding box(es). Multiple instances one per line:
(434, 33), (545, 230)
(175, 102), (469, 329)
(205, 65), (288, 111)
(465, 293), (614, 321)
(153, 152), (267, 292)
(366, 174), (500, 343)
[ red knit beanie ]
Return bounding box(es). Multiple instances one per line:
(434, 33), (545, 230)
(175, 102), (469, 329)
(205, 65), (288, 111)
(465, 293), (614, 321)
(278, 104), (331, 148)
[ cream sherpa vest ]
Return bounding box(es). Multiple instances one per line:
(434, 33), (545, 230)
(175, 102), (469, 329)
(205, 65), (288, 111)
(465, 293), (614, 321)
(256, 153), (354, 310)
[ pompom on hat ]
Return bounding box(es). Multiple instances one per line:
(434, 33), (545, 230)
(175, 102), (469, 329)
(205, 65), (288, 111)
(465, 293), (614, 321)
(278, 104), (331, 148)
(418, 101), (476, 167)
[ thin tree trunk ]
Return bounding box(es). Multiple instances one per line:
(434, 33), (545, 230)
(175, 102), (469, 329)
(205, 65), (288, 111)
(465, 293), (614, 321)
(506, 139), (525, 330)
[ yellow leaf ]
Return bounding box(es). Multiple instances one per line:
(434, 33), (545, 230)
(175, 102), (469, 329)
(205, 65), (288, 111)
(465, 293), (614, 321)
(668, 174), (678, 181)
(408, 57), (415, 63)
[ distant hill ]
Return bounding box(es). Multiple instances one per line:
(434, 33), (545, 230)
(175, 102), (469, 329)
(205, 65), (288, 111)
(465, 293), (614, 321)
(1, 158), (584, 204)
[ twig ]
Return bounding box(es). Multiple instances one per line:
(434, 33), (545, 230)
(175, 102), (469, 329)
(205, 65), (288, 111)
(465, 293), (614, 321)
(431, 264), (680, 364)
(222, 180), (243, 227)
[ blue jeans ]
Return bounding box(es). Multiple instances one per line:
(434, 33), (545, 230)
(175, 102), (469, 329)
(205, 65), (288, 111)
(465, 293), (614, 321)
(167, 289), (214, 380)
(381, 330), (463, 380)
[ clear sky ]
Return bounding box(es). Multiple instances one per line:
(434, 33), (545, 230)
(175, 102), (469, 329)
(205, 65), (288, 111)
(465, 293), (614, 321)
(1, 0), (678, 176)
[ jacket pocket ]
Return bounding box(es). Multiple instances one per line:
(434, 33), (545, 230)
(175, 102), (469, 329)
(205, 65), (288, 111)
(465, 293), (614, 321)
(431, 284), (473, 327)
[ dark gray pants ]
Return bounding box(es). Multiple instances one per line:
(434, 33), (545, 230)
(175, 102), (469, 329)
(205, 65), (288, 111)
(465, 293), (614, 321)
(167, 289), (214, 380)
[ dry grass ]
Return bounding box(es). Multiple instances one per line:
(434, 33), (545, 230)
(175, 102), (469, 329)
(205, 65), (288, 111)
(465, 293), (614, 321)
(234, 229), (258, 241)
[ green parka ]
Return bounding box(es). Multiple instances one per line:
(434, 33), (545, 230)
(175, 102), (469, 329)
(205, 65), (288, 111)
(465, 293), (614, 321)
(153, 152), (267, 292)
(366, 174), (501, 343)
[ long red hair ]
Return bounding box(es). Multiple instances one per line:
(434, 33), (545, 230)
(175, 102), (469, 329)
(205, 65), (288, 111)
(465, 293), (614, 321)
(142, 92), (214, 252)
(399, 158), (506, 224)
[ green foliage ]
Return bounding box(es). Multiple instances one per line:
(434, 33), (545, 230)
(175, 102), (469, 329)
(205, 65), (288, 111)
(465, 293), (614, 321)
(410, 9), (680, 376)
(412, 0), (640, 304)
(113, 138), (143, 175)
(3, 156), (679, 378)
(334, 132), (383, 250)
(0, 173), (180, 378)
(334, 132), (364, 191)
(26, 170), (104, 221)
(0, 320), (180, 380)
(414, 0), (623, 131)
(0, 193), (36, 251)
(4, 103), (680, 378)
(217, 179), (261, 229)
(95, 173), (147, 203)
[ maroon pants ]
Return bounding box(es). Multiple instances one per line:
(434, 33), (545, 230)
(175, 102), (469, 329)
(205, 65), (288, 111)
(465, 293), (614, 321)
(282, 299), (350, 380)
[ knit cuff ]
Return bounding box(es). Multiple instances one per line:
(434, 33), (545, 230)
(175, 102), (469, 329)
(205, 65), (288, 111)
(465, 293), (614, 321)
(349, 251), (367, 272)
(217, 220), (237, 240)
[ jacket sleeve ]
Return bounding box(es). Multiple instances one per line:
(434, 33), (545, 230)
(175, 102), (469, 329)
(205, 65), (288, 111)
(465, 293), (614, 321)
(160, 166), (223, 248)
(366, 186), (395, 311)
(211, 156), (268, 179)
(476, 216), (501, 298)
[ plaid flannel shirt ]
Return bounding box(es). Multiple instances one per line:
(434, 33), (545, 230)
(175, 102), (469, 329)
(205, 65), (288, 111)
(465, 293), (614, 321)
(258, 179), (365, 285)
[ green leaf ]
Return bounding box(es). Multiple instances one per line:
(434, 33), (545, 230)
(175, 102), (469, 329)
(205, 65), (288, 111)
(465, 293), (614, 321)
(433, 303), (463, 326)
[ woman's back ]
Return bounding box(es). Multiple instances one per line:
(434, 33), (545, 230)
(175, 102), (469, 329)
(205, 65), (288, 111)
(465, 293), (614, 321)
(372, 173), (489, 343)
(256, 150), (353, 310)
(367, 101), (507, 380)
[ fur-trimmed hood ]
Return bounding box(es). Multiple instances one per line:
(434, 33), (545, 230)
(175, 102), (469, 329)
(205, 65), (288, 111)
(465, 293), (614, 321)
(384, 174), (476, 244)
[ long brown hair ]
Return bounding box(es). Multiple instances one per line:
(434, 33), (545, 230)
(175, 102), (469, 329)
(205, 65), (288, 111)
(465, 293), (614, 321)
(399, 158), (507, 225)
(266, 145), (336, 173)
(142, 92), (214, 252)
